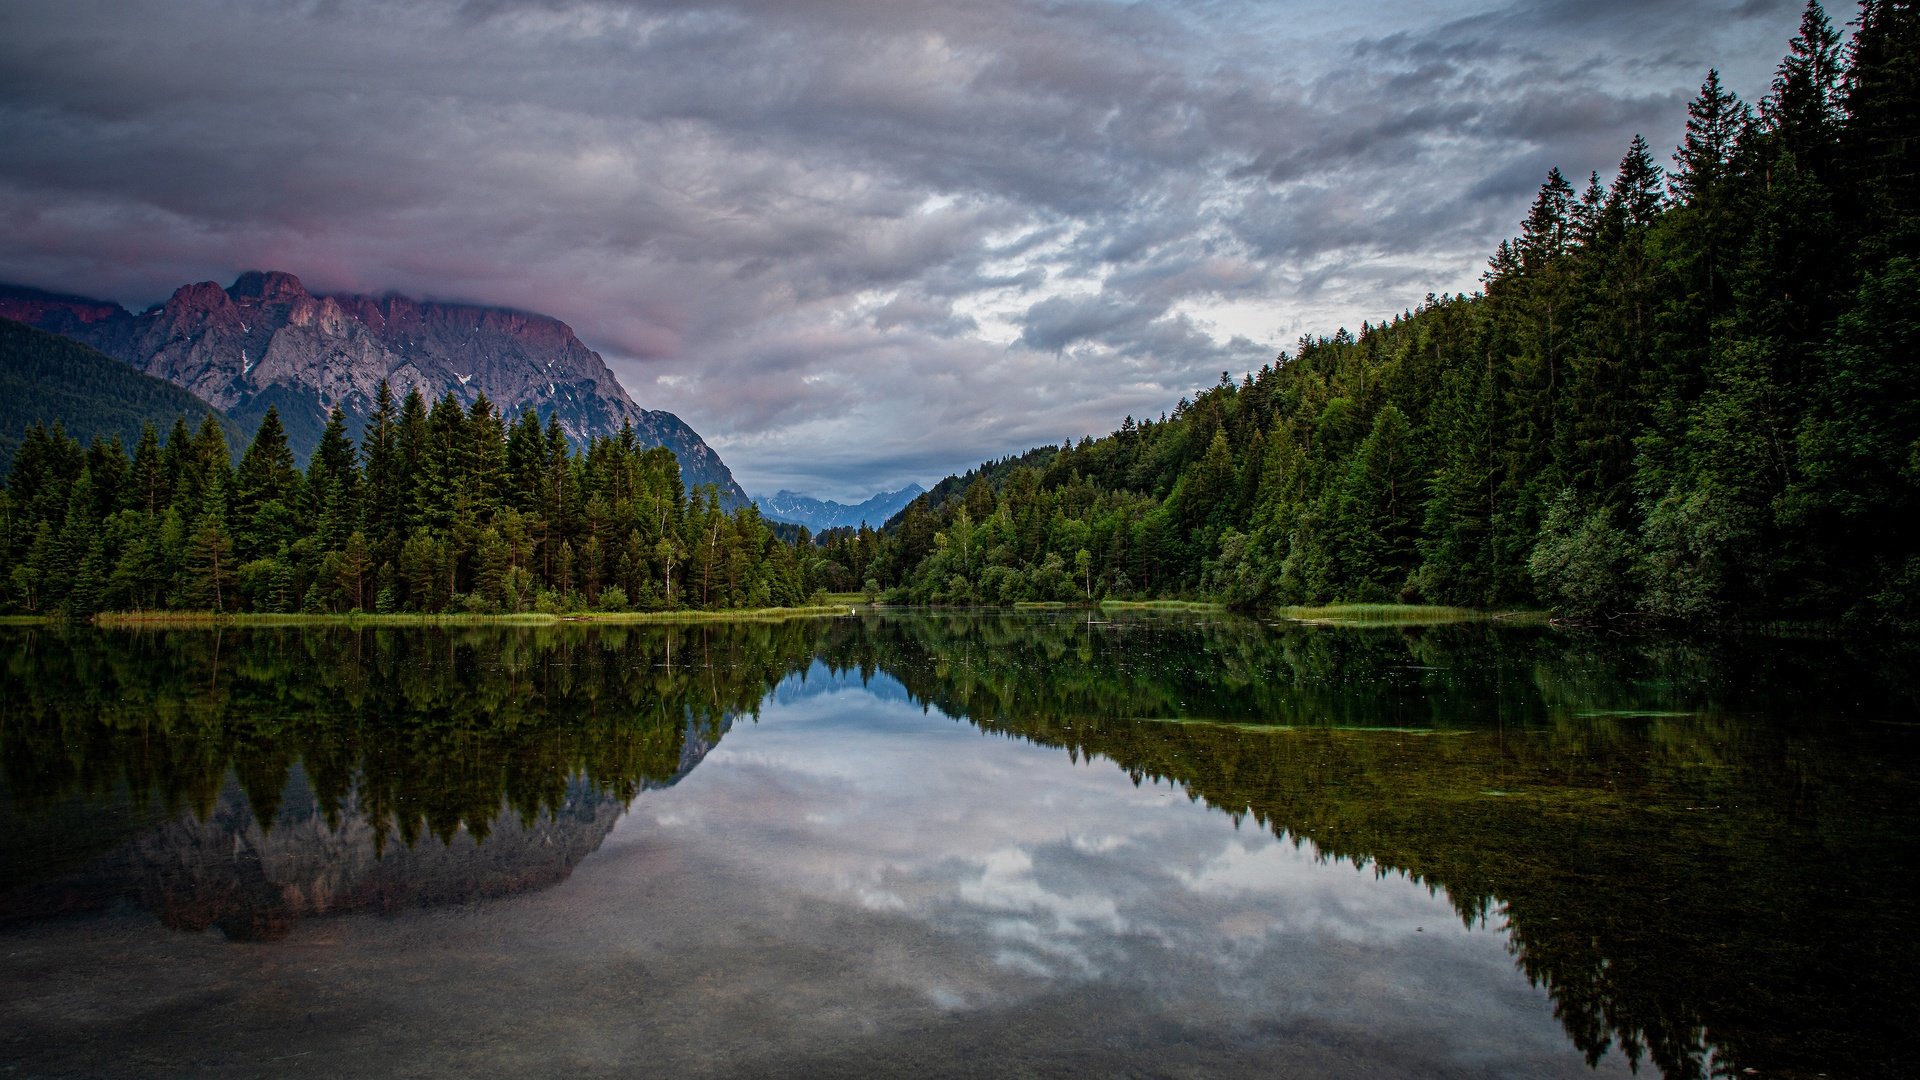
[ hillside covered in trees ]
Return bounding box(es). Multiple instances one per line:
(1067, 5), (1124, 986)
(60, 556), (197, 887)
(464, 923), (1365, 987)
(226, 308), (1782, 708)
(0, 319), (244, 478)
(836, 1), (1918, 628)
(1, 1), (1914, 626)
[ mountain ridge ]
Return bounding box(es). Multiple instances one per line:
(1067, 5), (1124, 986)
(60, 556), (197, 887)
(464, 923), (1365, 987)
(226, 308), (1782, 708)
(0, 273), (746, 505)
(755, 483), (925, 531)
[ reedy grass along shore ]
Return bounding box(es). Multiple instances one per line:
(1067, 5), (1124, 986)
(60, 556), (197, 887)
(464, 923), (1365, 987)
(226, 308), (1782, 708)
(1098, 599), (1227, 612)
(1275, 603), (1549, 627)
(84, 604), (852, 629)
(8, 601), (1546, 630)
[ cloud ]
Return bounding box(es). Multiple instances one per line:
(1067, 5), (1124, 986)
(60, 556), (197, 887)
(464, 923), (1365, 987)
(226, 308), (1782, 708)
(0, 0), (1806, 500)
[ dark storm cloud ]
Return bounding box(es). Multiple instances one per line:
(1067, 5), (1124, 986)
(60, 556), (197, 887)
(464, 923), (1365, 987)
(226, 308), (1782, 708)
(0, 0), (1803, 499)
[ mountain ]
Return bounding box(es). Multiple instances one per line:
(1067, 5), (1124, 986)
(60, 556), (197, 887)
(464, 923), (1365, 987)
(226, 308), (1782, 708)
(0, 318), (245, 476)
(0, 713), (737, 940)
(0, 273), (746, 504)
(755, 482), (924, 531)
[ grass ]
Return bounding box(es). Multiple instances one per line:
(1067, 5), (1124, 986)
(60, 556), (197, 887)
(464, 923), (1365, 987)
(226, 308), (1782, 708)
(1098, 599), (1227, 612)
(30, 600), (1548, 630)
(1276, 603), (1547, 627)
(1132, 715), (1465, 736)
(87, 605), (851, 629)
(556, 605), (850, 624)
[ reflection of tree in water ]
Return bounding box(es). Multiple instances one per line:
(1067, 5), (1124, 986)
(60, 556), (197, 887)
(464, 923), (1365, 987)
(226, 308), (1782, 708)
(0, 622), (826, 937)
(813, 613), (1920, 1080)
(2, 615), (1916, 1077)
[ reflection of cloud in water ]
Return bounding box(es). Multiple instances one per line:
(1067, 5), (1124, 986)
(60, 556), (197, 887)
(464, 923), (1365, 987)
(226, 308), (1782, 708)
(961, 846), (1126, 977)
(607, 678), (1623, 1074)
(0, 635), (1639, 1078)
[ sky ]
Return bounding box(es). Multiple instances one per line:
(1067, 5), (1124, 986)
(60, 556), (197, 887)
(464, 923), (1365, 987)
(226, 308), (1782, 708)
(0, 0), (1808, 501)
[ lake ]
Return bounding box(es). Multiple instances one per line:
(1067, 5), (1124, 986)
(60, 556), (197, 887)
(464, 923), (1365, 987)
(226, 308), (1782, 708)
(1, 613), (1914, 1078)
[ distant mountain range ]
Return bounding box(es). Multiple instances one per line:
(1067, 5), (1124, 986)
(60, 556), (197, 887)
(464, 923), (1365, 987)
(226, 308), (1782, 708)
(0, 272), (746, 504)
(755, 483), (924, 531)
(0, 318), (245, 476)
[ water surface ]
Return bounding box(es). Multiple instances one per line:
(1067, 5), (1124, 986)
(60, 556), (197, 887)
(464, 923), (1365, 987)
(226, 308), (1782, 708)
(2, 614), (1914, 1078)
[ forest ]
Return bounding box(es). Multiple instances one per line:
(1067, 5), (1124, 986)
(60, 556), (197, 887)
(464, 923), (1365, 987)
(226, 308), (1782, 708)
(0, 391), (821, 616)
(839, 0), (1919, 627)
(1, 0), (1914, 625)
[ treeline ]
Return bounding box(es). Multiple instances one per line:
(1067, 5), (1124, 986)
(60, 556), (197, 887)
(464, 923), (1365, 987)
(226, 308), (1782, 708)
(0, 385), (831, 615)
(837, 1), (1918, 626)
(2, 623), (817, 838)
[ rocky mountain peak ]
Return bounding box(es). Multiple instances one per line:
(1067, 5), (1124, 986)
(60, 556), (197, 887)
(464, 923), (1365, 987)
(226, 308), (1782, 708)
(158, 281), (240, 329)
(0, 272), (746, 503)
(226, 269), (310, 304)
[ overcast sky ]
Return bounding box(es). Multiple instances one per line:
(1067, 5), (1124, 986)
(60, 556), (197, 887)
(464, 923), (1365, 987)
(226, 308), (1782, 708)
(0, 0), (1807, 500)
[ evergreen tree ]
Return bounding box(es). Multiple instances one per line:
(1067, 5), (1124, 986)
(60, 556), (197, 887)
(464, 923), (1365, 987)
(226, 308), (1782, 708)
(124, 423), (167, 515)
(362, 381), (404, 561)
(179, 476), (237, 612)
(234, 406), (301, 563)
(1842, 0), (1920, 258)
(1767, 0), (1847, 172)
(307, 405), (360, 550)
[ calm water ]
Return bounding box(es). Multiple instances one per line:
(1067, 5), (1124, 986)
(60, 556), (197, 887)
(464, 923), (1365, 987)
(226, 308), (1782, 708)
(1, 613), (1915, 1079)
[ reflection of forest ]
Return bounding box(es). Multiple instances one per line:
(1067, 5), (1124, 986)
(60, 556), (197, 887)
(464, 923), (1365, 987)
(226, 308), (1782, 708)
(0, 623), (822, 937)
(811, 613), (1920, 1080)
(2, 616), (1915, 1079)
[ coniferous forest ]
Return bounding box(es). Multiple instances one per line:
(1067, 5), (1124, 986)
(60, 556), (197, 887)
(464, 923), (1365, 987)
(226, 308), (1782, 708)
(2, 1), (1915, 626)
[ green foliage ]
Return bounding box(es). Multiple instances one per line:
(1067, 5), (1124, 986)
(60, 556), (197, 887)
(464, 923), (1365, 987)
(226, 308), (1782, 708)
(0, 318), (243, 477)
(0, 383), (843, 616)
(1528, 491), (1636, 619)
(845, 8), (1919, 627)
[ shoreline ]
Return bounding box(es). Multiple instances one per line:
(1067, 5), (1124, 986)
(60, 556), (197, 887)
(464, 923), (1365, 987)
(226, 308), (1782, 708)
(0, 603), (1873, 637)
(73, 605), (855, 629)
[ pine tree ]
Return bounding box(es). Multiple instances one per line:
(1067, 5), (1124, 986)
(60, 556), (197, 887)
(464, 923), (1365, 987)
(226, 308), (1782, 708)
(362, 381), (403, 561)
(180, 477), (237, 612)
(1842, 0), (1920, 258)
(1521, 167), (1577, 269)
(124, 422), (166, 515)
(1333, 405), (1422, 596)
(1673, 70), (1748, 204)
(307, 405), (360, 549)
(1767, 0), (1846, 173)
(337, 530), (374, 612)
(234, 406), (301, 563)
(397, 387), (430, 537)
(466, 395), (506, 511)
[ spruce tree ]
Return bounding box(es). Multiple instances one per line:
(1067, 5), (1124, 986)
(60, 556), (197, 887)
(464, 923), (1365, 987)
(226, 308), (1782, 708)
(234, 406), (301, 563)
(1767, 0), (1846, 173)
(1842, 0), (1920, 258)
(307, 405), (359, 549)
(180, 476), (237, 612)
(125, 422), (166, 515)
(362, 381), (403, 562)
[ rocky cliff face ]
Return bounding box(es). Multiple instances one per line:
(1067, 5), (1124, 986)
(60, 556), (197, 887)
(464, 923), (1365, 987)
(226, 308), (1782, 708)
(0, 272), (744, 503)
